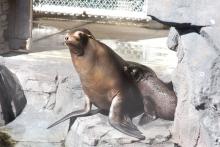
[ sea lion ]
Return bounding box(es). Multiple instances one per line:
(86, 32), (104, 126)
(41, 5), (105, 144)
(48, 28), (146, 139)
(124, 61), (177, 120)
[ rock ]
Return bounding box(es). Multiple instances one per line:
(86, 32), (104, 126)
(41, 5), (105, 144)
(0, 65), (27, 126)
(148, 0), (220, 26)
(167, 27), (179, 51)
(25, 79), (58, 93)
(0, 56), (4, 64)
(0, 54), (77, 147)
(170, 31), (220, 147)
(65, 114), (174, 147)
(200, 26), (220, 51)
(148, 0), (220, 146)
(0, 128), (16, 147)
(53, 74), (83, 115)
(0, 104), (68, 147)
(14, 142), (64, 147)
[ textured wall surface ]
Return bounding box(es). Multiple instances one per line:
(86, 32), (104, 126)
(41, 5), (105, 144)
(0, 0), (9, 53)
(148, 0), (220, 147)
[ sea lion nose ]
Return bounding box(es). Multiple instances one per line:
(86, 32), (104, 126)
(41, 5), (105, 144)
(65, 36), (69, 41)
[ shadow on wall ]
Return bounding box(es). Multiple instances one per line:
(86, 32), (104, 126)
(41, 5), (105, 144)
(0, 65), (27, 125)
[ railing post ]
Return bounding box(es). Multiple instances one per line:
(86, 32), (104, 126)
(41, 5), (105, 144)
(7, 0), (33, 50)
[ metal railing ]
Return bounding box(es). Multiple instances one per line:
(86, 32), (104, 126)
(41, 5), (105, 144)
(33, 0), (148, 20)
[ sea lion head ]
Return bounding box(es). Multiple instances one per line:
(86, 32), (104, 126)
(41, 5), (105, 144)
(65, 28), (95, 56)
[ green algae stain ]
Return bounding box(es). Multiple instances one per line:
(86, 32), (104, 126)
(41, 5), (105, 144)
(0, 132), (16, 147)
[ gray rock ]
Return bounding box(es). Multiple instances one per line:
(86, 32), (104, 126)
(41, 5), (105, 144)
(167, 27), (179, 51)
(170, 32), (220, 147)
(0, 56), (4, 64)
(15, 142), (64, 147)
(53, 74), (83, 115)
(0, 55), (76, 147)
(200, 26), (220, 51)
(151, 1), (220, 145)
(148, 0), (220, 26)
(25, 79), (57, 93)
(65, 114), (173, 147)
(0, 65), (27, 126)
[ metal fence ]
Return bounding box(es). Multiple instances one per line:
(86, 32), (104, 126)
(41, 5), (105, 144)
(33, 0), (148, 20)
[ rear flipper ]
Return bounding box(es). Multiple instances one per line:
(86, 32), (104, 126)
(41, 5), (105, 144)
(109, 115), (145, 140)
(48, 95), (92, 129)
(47, 109), (91, 129)
(138, 113), (157, 126)
(109, 95), (145, 140)
(141, 96), (157, 125)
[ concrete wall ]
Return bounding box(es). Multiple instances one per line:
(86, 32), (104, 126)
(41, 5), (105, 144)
(8, 0), (32, 50)
(0, 0), (32, 54)
(0, 0), (9, 54)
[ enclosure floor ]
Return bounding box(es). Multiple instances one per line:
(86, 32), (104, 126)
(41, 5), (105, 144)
(31, 19), (168, 52)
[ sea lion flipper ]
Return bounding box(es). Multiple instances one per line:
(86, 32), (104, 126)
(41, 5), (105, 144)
(109, 119), (145, 140)
(47, 96), (92, 129)
(47, 109), (90, 129)
(109, 95), (145, 140)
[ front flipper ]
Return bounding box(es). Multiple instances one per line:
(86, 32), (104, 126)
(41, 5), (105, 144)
(108, 95), (145, 140)
(47, 96), (92, 129)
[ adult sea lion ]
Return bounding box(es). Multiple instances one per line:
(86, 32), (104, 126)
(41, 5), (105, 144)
(48, 28), (177, 139)
(48, 28), (146, 139)
(124, 61), (177, 120)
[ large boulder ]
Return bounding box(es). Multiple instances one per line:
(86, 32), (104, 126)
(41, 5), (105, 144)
(148, 0), (220, 146)
(169, 29), (220, 147)
(0, 64), (27, 126)
(148, 0), (220, 26)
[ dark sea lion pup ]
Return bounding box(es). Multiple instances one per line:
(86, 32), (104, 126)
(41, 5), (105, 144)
(48, 28), (147, 139)
(124, 61), (177, 121)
